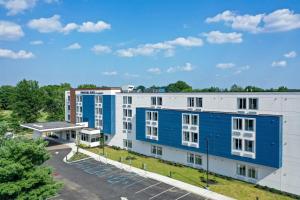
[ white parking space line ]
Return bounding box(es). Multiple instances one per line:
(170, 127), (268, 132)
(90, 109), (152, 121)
(135, 182), (161, 194)
(123, 178), (146, 189)
(149, 186), (175, 200)
(175, 192), (190, 200)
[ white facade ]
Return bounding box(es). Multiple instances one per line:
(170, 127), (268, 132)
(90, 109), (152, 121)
(105, 92), (300, 196)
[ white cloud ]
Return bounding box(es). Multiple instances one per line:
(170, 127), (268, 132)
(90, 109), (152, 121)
(102, 71), (117, 76)
(206, 9), (300, 33)
(272, 60), (287, 67)
(284, 51), (297, 58)
(204, 31), (242, 44)
(0, 48), (34, 59)
(28, 15), (111, 34)
(30, 40), (43, 45)
(167, 62), (194, 73)
(216, 63), (235, 69)
(116, 36), (203, 57)
(78, 21), (111, 33)
(64, 43), (81, 50)
(124, 72), (139, 78)
(234, 65), (250, 74)
(91, 45), (111, 54)
(0, 21), (24, 40)
(0, 0), (37, 15)
(147, 67), (161, 74)
(28, 15), (63, 33)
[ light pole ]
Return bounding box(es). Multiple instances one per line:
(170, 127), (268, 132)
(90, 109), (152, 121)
(206, 137), (209, 189)
(100, 130), (104, 155)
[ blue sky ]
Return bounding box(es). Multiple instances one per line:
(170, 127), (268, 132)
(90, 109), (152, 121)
(0, 0), (300, 88)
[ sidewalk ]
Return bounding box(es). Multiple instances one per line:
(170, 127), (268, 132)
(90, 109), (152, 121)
(60, 141), (234, 200)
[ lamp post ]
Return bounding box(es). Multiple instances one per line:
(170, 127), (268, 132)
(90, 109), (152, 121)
(206, 137), (209, 189)
(100, 130), (104, 155)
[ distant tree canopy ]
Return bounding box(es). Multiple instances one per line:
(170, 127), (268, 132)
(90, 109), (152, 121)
(0, 138), (62, 199)
(0, 85), (15, 110)
(166, 81), (193, 92)
(77, 84), (97, 89)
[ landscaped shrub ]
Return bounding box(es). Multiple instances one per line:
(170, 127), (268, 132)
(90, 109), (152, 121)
(78, 143), (89, 148)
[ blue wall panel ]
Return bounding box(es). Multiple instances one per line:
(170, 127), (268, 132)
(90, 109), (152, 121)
(82, 95), (95, 128)
(103, 95), (115, 134)
(136, 108), (282, 168)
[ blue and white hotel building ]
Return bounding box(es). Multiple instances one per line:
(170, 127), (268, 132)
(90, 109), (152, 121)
(64, 87), (300, 196)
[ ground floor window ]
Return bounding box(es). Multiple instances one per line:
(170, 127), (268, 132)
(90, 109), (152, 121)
(236, 164), (258, 179)
(81, 133), (89, 142)
(71, 131), (76, 139)
(104, 135), (109, 141)
(187, 153), (202, 166)
(123, 139), (132, 149)
(151, 145), (162, 156)
(91, 136), (100, 143)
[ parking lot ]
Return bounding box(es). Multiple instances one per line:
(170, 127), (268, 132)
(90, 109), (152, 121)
(46, 147), (206, 200)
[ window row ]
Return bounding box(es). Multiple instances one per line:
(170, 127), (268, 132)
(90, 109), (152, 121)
(182, 131), (198, 143)
(123, 122), (133, 131)
(151, 145), (162, 156)
(232, 118), (255, 131)
(236, 164), (257, 179)
(95, 107), (102, 115)
(182, 114), (198, 126)
(76, 106), (83, 113)
(187, 153), (202, 165)
(151, 96), (163, 106)
(233, 138), (255, 153)
(76, 116), (83, 123)
(123, 96), (132, 105)
(76, 95), (82, 102)
(95, 119), (103, 128)
(123, 139), (132, 148)
(146, 126), (158, 137)
(146, 111), (158, 121)
(237, 98), (258, 110)
(123, 109), (133, 118)
(95, 95), (102, 103)
(187, 97), (203, 108)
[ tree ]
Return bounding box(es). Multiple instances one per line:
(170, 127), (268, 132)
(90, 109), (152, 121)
(230, 84), (244, 92)
(40, 83), (71, 121)
(166, 81), (192, 92)
(0, 138), (62, 199)
(136, 85), (146, 92)
(77, 84), (97, 89)
(0, 85), (15, 110)
(277, 86), (288, 92)
(0, 113), (8, 137)
(244, 86), (264, 92)
(11, 80), (43, 123)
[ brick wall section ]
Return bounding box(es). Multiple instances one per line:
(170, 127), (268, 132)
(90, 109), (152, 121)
(70, 88), (76, 123)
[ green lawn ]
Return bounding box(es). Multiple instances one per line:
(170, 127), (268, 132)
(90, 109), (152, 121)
(86, 146), (294, 200)
(68, 152), (89, 162)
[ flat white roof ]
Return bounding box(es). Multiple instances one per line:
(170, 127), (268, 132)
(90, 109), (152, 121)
(21, 121), (85, 132)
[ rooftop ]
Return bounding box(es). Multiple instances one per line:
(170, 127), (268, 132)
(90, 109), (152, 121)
(21, 121), (85, 132)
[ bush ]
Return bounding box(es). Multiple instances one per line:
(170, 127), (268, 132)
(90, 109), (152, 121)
(111, 146), (121, 150)
(78, 143), (89, 149)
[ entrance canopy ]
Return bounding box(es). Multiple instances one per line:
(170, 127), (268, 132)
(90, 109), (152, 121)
(21, 121), (85, 132)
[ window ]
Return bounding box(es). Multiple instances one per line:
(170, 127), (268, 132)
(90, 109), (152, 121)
(151, 97), (156, 105)
(191, 132), (198, 143)
(68, 105), (70, 110)
(195, 155), (202, 165)
(146, 111), (157, 121)
(183, 114), (190, 124)
(123, 96), (127, 104)
(233, 138), (243, 150)
(128, 96), (132, 104)
(123, 139), (132, 148)
(237, 164), (246, 176)
(146, 126), (152, 136)
(187, 153), (202, 165)
(151, 145), (162, 156)
(153, 112), (158, 121)
(157, 97), (162, 106)
(196, 98), (203, 108)
(249, 98), (258, 110)
(187, 153), (194, 163)
(152, 127), (158, 136)
(151, 97), (162, 106)
(233, 118), (243, 130)
(191, 115), (198, 125)
(187, 97), (194, 107)
(124, 122), (132, 130)
(245, 119), (254, 131)
(96, 108), (102, 115)
(248, 167), (257, 179)
(146, 111), (152, 120)
(71, 131), (76, 139)
(95, 96), (102, 103)
(245, 140), (254, 152)
(183, 131), (190, 142)
(237, 98), (247, 109)
(91, 137), (100, 143)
